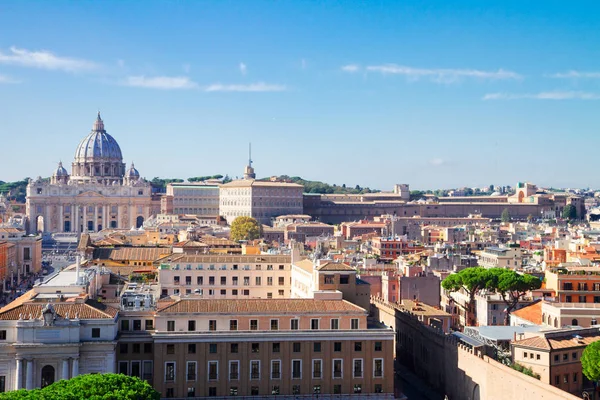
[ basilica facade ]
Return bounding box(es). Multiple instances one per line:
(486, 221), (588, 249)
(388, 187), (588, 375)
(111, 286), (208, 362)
(26, 113), (160, 234)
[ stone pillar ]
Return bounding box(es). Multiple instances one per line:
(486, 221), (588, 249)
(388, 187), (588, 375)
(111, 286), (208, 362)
(102, 205), (107, 231)
(82, 205), (87, 232)
(25, 359), (33, 390)
(62, 359), (69, 380)
(15, 358), (22, 390)
(94, 205), (98, 232)
(116, 206), (120, 229)
(58, 203), (64, 233)
(72, 358), (79, 378)
(73, 204), (79, 233)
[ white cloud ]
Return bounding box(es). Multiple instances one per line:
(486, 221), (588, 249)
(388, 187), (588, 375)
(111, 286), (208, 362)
(429, 158), (445, 167)
(0, 74), (20, 84)
(341, 64), (360, 73)
(547, 70), (600, 79)
(483, 91), (600, 100)
(123, 76), (198, 89)
(205, 82), (286, 92)
(0, 46), (98, 72)
(365, 64), (521, 82)
(239, 62), (247, 75)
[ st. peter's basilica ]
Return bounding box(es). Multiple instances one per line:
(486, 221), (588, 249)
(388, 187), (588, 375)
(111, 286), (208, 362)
(26, 113), (160, 234)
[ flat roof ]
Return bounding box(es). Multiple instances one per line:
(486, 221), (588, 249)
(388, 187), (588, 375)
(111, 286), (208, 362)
(476, 325), (542, 341)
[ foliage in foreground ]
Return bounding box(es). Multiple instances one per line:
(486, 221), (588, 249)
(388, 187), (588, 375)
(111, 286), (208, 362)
(582, 341), (600, 382)
(511, 363), (541, 380)
(230, 216), (262, 242)
(0, 374), (160, 400)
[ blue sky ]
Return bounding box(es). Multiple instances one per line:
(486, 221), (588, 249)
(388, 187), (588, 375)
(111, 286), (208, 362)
(0, 1), (599, 190)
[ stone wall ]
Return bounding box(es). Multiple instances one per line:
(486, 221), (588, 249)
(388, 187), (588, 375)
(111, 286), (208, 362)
(371, 299), (581, 400)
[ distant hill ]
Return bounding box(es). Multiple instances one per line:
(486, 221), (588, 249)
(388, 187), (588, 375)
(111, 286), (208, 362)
(260, 175), (380, 195)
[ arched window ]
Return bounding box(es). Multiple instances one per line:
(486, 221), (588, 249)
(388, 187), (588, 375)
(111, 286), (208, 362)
(572, 319), (579, 326)
(41, 365), (55, 388)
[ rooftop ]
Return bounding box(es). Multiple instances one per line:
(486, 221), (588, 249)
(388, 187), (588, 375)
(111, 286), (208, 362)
(513, 327), (600, 350)
(511, 300), (542, 325)
(0, 299), (118, 321)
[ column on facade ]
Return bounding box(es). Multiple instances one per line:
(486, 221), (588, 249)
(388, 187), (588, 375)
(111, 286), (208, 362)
(94, 205), (98, 232)
(116, 205), (120, 229)
(25, 359), (33, 390)
(62, 359), (69, 380)
(129, 204), (134, 229)
(73, 203), (79, 233)
(44, 204), (51, 233)
(102, 205), (107, 231)
(82, 204), (87, 233)
(71, 358), (79, 377)
(58, 203), (64, 233)
(15, 358), (22, 390)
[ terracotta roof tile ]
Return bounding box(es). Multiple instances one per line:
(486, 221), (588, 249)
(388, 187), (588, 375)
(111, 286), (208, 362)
(0, 299), (118, 320)
(157, 299), (366, 315)
(92, 247), (171, 261)
(317, 262), (355, 272)
(511, 300), (542, 325)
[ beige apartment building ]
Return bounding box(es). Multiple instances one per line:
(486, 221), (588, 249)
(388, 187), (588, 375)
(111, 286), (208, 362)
(164, 182), (220, 217)
(477, 246), (523, 269)
(512, 327), (600, 396)
(127, 298), (394, 398)
(157, 254), (292, 299)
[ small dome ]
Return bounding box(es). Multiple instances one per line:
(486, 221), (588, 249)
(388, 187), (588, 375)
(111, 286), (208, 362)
(74, 112), (123, 162)
(54, 161), (69, 177)
(127, 162), (140, 178)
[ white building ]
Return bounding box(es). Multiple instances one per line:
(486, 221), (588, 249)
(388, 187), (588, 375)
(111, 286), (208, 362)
(166, 182), (220, 217)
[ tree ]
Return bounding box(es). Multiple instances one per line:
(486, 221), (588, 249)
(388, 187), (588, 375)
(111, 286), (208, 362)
(582, 341), (600, 398)
(487, 268), (542, 325)
(0, 374), (160, 400)
(501, 208), (511, 223)
(562, 204), (577, 221)
(441, 267), (491, 326)
(230, 216), (262, 242)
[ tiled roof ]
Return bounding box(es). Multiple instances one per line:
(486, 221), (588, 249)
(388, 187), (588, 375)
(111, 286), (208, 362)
(157, 299), (366, 315)
(514, 330), (600, 351)
(294, 259), (315, 273)
(92, 247), (171, 261)
(511, 300), (542, 325)
(0, 299), (118, 320)
(317, 262), (355, 272)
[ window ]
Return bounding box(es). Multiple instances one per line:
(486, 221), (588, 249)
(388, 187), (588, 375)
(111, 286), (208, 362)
(375, 384), (383, 393)
(523, 352), (528, 358)
(187, 362), (196, 381)
(165, 362), (175, 382)
(250, 319), (258, 331)
(355, 342), (362, 352)
(563, 374), (568, 384)
(271, 319), (279, 330)
(333, 359), (343, 378)
(230, 343), (239, 353)
(251, 387), (259, 395)
(250, 361), (260, 380)
(351, 318), (359, 329)
(290, 319), (299, 330)
(167, 344), (175, 354)
(278, 277), (284, 285)
(554, 375), (560, 385)
(145, 320), (154, 330)
(221, 277), (227, 285)
(354, 384), (362, 394)
(311, 319), (319, 330)
(536, 354), (540, 360)
(132, 320), (141, 331)
(573, 352), (578, 360)
(210, 343), (217, 353)
(267, 277), (273, 286)
(330, 319), (339, 330)
(293, 342), (301, 352)
(174, 276), (180, 285)
(374, 359), (383, 378)
(229, 361), (239, 380)
(208, 361), (218, 381)
(334, 342), (342, 352)
(230, 320), (238, 331)
(292, 385), (301, 395)
(208, 387), (216, 396)
(563, 353), (568, 361)
(133, 343), (140, 354)
(167, 321), (175, 332)
(314, 342), (322, 352)
(121, 320), (130, 331)
(232, 277), (238, 286)
(353, 359), (363, 378)
(91, 328), (100, 338)
(188, 320), (196, 331)
(120, 343), (128, 354)
(209, 320), (217, 331)
(144, 343), (153, 353)
(325, 275), (334, 284)
(243, 289), (249, 296)
(271, 386), (280, 395)
(187, 387), (195, 398)
(197, 276), (203, 285)
(292, 360), (302, 379)
(272, 342), (280, 353)
(188, 344), (196, 354)
(166, 388), (174, 398)
(573, 372), (578, 382)
(271, 360), (281, 379)
(267, 292), (273, 299)
(313, 359), (322, 379)
(255, 277), (262, 285)
(252, 343), (260, 353)
(220, 289), (226, 295)
(333, 384), (342, 394)
(554, 354), (559, 362)
(375, 341), (382, 351)
(244, 277), (250, 286)
(340, 275), (349, 284)
(278, 289), (284, 296)
(118, 361), (128, 375)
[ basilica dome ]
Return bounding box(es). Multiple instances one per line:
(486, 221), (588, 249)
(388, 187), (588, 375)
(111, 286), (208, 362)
(74, 112), (123, 162)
